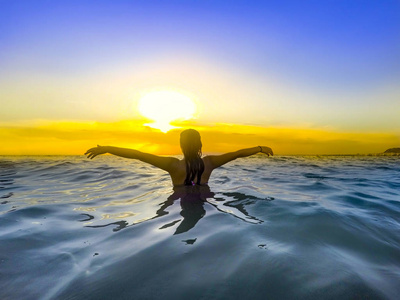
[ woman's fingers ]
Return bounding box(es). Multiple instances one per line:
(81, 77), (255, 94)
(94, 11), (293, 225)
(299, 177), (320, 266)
(85, 148), (97, 159)
(85, 145), (106, 159)
(85, 146), (100, 157)
(85, 147), (96, 155)
(88, 152), (98, 159)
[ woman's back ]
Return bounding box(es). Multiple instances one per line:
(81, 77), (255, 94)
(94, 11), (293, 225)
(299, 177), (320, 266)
(169, 157), (213, 186)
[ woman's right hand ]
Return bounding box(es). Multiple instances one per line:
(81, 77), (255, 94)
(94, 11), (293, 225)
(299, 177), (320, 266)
(260, 146), (273, 156)
(85, 145), (108, 159)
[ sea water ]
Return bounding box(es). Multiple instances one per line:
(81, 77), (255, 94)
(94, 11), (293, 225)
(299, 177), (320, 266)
(0, 155), (399, 299)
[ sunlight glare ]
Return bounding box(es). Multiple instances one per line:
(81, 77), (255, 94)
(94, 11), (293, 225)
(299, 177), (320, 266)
(138, 91), (196, 132)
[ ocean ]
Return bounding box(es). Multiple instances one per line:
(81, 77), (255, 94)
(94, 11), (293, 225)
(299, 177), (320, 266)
(1, 155), (399, 299)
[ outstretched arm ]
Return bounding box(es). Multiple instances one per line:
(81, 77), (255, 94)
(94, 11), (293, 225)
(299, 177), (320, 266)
(206, 146), (273, 169)
(85, 145), (178, 172)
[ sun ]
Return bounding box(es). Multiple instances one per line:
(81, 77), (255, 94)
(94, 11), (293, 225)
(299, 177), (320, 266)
(138, 90), (196, 132)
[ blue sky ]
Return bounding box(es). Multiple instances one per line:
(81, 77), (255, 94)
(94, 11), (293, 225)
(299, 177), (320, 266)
(1, 0), (400, 132)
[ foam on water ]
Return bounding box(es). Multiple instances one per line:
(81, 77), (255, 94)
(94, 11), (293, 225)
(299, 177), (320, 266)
(0, 155), (399, 299)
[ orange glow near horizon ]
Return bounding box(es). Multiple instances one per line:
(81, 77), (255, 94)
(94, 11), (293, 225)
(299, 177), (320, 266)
(0, 120), (398, 156)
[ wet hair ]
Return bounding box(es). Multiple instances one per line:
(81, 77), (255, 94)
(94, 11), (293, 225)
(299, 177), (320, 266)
(180, 129), (205, 185)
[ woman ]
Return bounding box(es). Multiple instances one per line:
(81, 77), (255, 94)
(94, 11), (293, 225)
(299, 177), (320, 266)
(85, 129), (273, 186)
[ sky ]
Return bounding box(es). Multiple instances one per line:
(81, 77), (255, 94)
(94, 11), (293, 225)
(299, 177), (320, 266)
(1, 0), (400, 155)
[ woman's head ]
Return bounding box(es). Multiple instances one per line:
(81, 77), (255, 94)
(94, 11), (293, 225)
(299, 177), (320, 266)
(180, 129), (204, 185)
(180, 129), (202, 157)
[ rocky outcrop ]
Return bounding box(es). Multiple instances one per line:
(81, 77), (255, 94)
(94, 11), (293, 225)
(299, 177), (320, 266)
(384, 148), (400, 153)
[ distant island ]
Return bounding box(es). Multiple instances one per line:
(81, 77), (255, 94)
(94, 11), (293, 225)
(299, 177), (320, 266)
(384, 148), (400, 154)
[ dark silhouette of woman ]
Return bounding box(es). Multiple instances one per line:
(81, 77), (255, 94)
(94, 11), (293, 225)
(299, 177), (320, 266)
(85, 129), (273, 186)
(85, 129), (273, 234)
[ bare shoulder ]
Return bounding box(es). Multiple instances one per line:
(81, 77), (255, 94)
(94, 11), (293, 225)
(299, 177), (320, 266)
(169, 156), (181, 166)
(202, 152), (238, 169)
(202, 155), (214, 167)
(169, 157), (185, 172)
(168, 158), (187, 186)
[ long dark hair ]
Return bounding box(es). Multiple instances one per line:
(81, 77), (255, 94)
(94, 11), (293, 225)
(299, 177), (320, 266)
(180, 129), (204, 185)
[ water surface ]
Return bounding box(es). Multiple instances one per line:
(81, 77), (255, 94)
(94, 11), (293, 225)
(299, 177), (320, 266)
(0, 155), (399, 299)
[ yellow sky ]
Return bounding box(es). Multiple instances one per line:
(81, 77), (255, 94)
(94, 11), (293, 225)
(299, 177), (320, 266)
(1, 119), (398, 155)
(1, 61), (399, 156)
